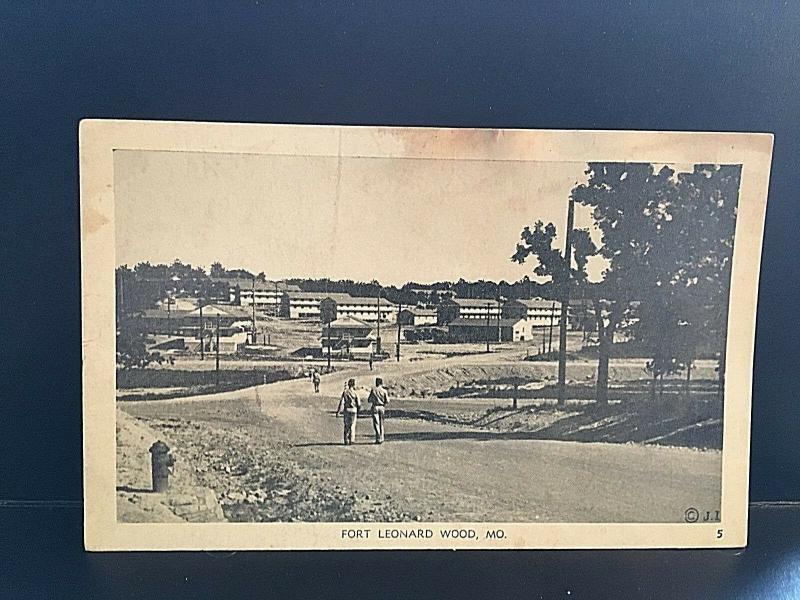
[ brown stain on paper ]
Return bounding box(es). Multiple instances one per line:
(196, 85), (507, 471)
(83, 203), (110, 235)
(380, 127), (539, 160)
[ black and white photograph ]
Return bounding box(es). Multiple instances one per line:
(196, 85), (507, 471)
(80, 122), (771, 549)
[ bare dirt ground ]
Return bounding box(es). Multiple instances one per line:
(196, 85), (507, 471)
(254, 316), (321, 353)
(116, 410), (225, 522)
(119, 353), (723, 523)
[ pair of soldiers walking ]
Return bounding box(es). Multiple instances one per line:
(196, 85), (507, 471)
(336, 377), (389, 445)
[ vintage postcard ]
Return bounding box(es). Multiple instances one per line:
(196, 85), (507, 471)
(81, 120), (772, 550)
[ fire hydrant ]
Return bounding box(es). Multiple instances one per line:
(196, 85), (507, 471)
(149, 440), (175, 493)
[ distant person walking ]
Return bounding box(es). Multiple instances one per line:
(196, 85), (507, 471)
(312, 369), (321, 393)
(336, 378), (361, 445)
(367, 377), (389, 444)
(368, 354), (373, 371)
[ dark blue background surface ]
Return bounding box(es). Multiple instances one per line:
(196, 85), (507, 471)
(1, 504), (798, 599)
(2, 2), (799, 596)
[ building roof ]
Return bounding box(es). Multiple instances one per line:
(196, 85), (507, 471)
(400, 307), (438, 316)
(326, 316), (374, 329)
(569, 298), (594, 307)
(285, 291), (354, 302)
(139, 308), (192, 319)
(511, 298), (561, 309)
(156, 296), (199, 308)
(444, 298), (503, 308)
(448, 317), (527, 327)
(338, 296), (397, 306)
(185, 304), (251, 318)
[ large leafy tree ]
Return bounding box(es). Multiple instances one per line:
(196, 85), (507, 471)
(621, 164), (740, 399)
(572, 163), (680, 403)
(661, 164), (740, 396)
(514, 164), (679, 403)
(513, 162), (740, 405)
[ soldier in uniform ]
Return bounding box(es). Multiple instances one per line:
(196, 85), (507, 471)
(336, 378), (361, 445)
(367, 377), (390, 444)
(311, 369), (321, 393)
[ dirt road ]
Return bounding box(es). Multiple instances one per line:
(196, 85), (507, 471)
(121, 358), (722, 523)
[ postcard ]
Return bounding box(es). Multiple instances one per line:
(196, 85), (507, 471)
(81, 120), (772, 549)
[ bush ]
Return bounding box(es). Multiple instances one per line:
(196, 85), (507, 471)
(116, 329), (164, 370)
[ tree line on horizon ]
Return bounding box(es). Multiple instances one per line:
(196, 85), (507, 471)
(115, 260), (562, 315)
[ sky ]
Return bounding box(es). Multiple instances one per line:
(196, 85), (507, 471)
(114, 150), (605, 286)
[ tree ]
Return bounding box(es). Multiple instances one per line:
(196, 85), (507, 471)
(319, 298), (337, 324)
(573, 163), (739, 403)
(670, 165), (741, 399)
(116, 266), (162, 314)
(614, 164), (740, 400)
(209, 261), (226, 278)
(116, 328), (164, 370)
(572, 163), (687, 403)
(634, 295), (696, 400)
(512, 219), (600, 397)
(514, 163), (678, 404)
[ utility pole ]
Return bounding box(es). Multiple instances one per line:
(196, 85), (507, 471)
(165, 270), (174, 334)
(215, 313), (220, 387)
(164, 271), (169, 331)
(375, 284), (382, 355)
(548, 301), (555, 354)
(199, 300), (204, 360)
(251, 277), (256, 344)
(396, 302), (402, 362)
(557, 196), (576, 408)
(486, 302), (491, 353)
(497, 297), (502, 343)
(326, 319), (331, 372)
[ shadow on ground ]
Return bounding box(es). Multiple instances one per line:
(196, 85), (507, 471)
(389, 382), (723, 450)
(384, 430), (552, 443)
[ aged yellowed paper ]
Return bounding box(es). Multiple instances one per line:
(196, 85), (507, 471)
(81, 120), (772, 549)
